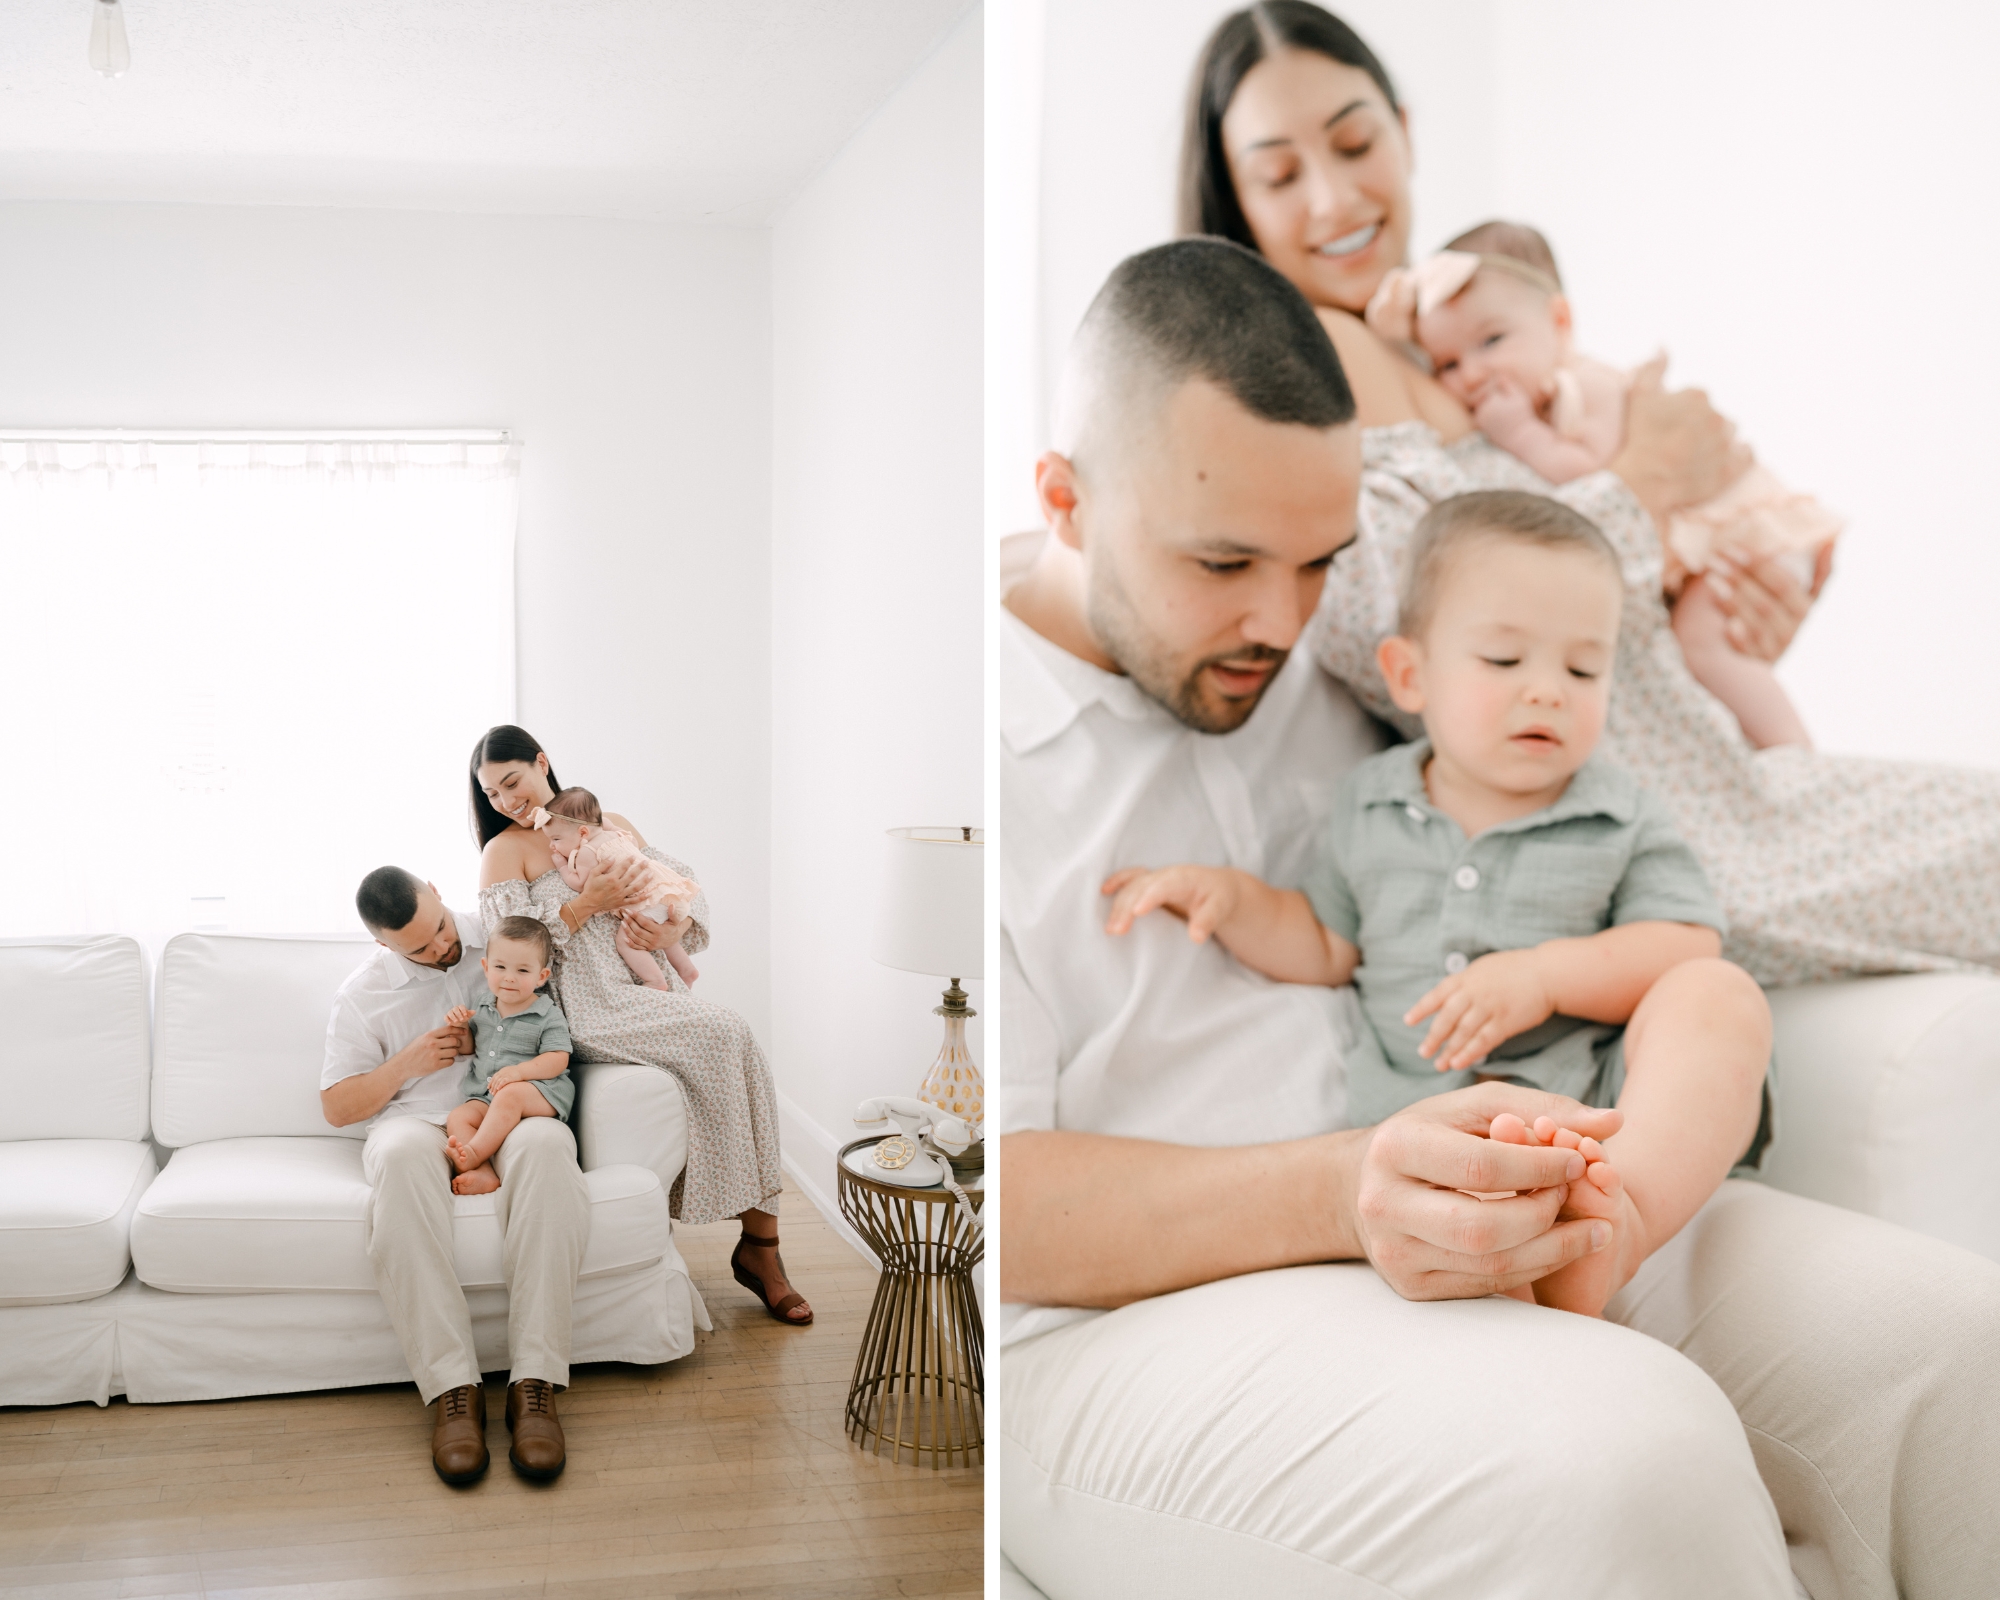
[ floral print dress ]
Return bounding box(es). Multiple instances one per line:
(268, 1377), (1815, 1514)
(481, 848), (783, 1223)
(1311, 422), (2000, 988)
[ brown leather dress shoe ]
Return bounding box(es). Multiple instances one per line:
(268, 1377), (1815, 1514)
(506, 1379), (566, 1480)
(431, 1383), (489, 1485)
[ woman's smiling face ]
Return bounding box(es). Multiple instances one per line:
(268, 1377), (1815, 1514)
(478, 754), (554, 828)
(1221, 48), (1412, 314)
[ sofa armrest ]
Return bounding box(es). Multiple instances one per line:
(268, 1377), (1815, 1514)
(571, 1062), (688, 1205)
(1763, 973), (2000, 1263)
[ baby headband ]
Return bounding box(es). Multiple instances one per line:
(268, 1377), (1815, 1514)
(1364, 250), (1563, 344)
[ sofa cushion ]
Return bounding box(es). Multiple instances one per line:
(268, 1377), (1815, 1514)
(153, 932), (377, 1147)
(0, 936), (151, 1141)
(0, 1139), (157, 1306)
(129, 1136), (668, 1294)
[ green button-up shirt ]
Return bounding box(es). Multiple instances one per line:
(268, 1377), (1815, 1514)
(461, 989), (575, 1121)
(1302, 740), (1725, 1126)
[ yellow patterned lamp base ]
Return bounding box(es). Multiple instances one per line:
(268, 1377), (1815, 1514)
(916, 987), (982, 1135)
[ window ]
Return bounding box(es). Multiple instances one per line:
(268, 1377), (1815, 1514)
(1, 432), (517, 949)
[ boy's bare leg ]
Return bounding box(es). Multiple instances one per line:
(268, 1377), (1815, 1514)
(1498, 958), (1769, 1317)
(1672, 576), (1813, 749)
(444, 1101), (501, 1195)
(460, 1081), (559, 1168)
(615, 920), (673, 990)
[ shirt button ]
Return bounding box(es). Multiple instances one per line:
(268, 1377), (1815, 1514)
(1454, 865), (1480, 891)
(1405, 805), (1424, 822)
(1445, 951), (1469, 974)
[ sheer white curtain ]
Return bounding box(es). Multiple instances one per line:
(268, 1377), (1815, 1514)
(0, 432), (517, 951)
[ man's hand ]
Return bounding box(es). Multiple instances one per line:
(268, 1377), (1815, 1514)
(621, 909), (691, 953)
(1354, 1083), (1624, 1301)
(1101, 864), (1244, 942)
(1609, 358), (1751, 525)
(1406, 948), (1556, 1072)
(391, 1024), (463, 1082)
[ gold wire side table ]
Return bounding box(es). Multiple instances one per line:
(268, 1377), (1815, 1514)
(838, 1138), (985, 1469)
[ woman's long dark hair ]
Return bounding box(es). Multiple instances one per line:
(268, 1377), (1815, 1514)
(468, 725), (562, 849)
(1179, 3), (1400, 247)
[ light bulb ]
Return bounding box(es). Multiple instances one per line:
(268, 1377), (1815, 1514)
(90, 0), (131, 78)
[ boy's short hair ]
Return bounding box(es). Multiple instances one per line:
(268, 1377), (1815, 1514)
(544, 786), (602, 826)
(1442, 219), (1563, 289)
(488, 915), (553, 968)
(1399, 491), (1621, 640)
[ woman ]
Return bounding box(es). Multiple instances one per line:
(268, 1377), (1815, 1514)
(470, 725), (810, 1326)
(1180, 2), (2000, 986)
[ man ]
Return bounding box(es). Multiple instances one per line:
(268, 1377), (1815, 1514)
(999, 240), (2000, 1597)
(324, 866), (604, 1484)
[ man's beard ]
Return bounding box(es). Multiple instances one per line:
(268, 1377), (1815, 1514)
(1086, 559), (1287, 734)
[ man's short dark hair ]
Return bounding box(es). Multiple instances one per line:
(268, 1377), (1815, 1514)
(356, 867), (426, 935)
(1074, 237), (1355, 439)
(489, 915), (553, 968)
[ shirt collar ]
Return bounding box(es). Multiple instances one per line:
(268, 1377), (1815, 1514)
(477, 988), (551, 1019)
(383, 906), (486, 990)
(1358, 739), (1639, 831)
(1000, 605), (1167, 756)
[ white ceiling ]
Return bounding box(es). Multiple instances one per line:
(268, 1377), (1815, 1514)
(0, 0), (977, 222)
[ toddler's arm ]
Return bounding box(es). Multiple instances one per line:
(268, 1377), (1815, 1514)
(488, 1050), (570, 1090)
(1101, 864), (1359, 988)
(1409, 922), (1721, 1073)
(1670, 575), (1813, 749)
(1473, 378), (1605, 484)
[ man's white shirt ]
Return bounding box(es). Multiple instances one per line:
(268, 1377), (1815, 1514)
(1000, 604), (1383, 1147)
(321, 909), (490, 1127)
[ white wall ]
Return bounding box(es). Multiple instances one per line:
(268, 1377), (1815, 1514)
(1486, 0), (2000, 767)
(769, 8), (984, 1203)
(0, 203), (776, 1037)
(1015, 1), (1997, 769)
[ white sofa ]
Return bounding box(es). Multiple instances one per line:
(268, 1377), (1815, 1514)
(0, 932), (708, 1407)
(1001, 969), (2000, 1598)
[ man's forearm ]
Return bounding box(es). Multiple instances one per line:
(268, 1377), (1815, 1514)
(1000, 1128), (1367, 1309)
(322, 1057), (412, 1127)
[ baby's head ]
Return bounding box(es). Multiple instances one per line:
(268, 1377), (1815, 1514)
(483, 916), (553, 1004)
(538, 786), (603, 858)
(1379, 490), (1622, 799)
(1414, 221), (1573, 410)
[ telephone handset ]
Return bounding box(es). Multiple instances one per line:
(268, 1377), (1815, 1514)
(851, 1096), (982, 1231)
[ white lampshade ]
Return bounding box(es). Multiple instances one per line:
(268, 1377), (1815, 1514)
(871, 826), (984, 980)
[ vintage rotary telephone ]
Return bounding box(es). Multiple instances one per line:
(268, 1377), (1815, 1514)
(853, 1096), (983, 1232)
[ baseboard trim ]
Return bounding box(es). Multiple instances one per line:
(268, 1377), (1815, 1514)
(777, 1088), (877, 1266)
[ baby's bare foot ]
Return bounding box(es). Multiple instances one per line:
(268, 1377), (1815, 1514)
(452, 1164), (500, 1196)
(446, 1136), (485, 1174)
(1530, 1132), (1636, 1318)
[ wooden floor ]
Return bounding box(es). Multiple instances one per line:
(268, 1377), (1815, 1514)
(0, 1182), (983, 1598)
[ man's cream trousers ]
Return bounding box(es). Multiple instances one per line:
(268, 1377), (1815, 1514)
(1002, 1182), (2000, 1600)
(361, 1115), (590, 1402)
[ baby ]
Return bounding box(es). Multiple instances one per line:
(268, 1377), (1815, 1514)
(1367, 219), (1841, 752)
(1103, 490), (1770, 1318)
(535, 787), (700, 990)
(441, 916), (575, 1197)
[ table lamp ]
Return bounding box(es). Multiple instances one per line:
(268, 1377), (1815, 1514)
(871, 825), (984, 1138)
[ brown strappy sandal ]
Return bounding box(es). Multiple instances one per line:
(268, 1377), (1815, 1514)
(731, 1232), (813, 1326)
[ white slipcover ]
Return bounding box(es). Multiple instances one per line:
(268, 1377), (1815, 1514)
(0, 1140), (157, 1306)
(152, 930), (377, 1145)
(0, 935), (150, 1141)
(130, 1136), (668, 1294)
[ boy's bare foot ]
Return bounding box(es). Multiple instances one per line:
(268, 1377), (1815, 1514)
(452, 1164), (500, 1195)
(446, 1136), (484, 1174)
(1525, 1123), (1638, 1318)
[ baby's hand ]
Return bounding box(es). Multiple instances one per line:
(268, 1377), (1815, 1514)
(1472, 374), (1538, 431)
(1101, 865), (1242, 944)
(1405, 948), (1557, 1073)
